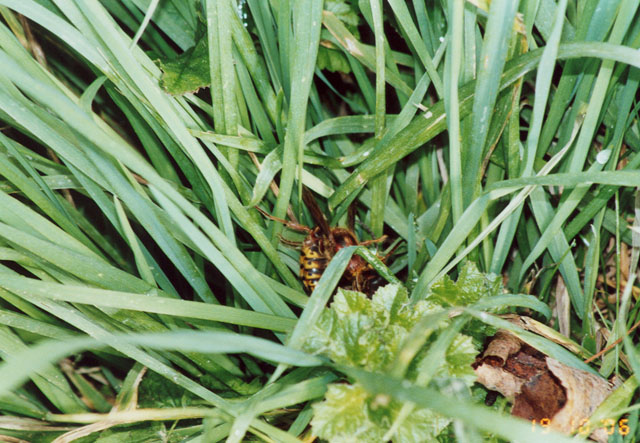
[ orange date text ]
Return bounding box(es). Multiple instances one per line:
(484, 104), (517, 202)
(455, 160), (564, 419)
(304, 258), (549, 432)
(530, 418), (629, 436)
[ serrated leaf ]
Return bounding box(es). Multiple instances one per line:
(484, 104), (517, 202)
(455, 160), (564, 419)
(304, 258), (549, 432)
(427, 262), (502, 307)
(137, 371), (197, 409)
(304, 283), (480, 442)
(325, 0), (360, 28)
(317, 46), (352, 73)
(435, 334), (477, 385)
(311, 383), (451, 442)
(159, 34), (210, 95)
(93, 421), (167, 442)
(303, 285), (442, 371)
(394, 406), (451, 442)
(316, 0), (360, 73)
(311, 383), (388, 442)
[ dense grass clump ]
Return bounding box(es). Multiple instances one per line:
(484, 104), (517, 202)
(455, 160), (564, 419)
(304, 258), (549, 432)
(0, 0), (638, 441)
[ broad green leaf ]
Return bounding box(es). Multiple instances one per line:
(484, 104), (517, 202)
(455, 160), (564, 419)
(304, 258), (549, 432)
(159, 32), (209, 95)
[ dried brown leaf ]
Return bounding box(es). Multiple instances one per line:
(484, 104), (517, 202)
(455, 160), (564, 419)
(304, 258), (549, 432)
(474, 323), (616, 442)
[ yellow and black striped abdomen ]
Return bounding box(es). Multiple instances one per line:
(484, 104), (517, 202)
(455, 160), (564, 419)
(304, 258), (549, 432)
(300, 242), (329, 293)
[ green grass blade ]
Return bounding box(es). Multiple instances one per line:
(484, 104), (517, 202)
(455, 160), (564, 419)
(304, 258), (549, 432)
(443, 0), (464, 224)
(0, 274), (296, 332)
(273, 0), (323, 224)
(462, 0), (518, 207)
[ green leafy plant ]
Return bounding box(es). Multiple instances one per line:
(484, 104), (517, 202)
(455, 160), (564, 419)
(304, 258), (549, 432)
(304, 283), (477, 441)
(0, 0), (637, 441)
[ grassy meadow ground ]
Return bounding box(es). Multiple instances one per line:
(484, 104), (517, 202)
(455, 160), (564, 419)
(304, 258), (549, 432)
(0, 0), (638, 441)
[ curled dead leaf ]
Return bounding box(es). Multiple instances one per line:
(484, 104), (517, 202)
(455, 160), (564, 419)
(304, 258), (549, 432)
(473, 325), (616, 442)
